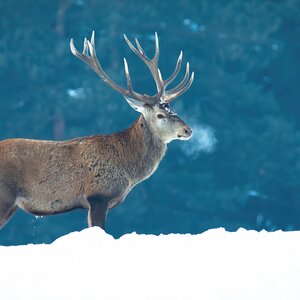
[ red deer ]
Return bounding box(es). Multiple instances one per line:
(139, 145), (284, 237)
(0, 32), (193, 231)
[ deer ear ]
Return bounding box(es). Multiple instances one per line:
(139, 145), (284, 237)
(124, 96), (146, 113)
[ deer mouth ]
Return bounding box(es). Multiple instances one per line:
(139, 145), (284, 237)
(177, 134), (192, 140)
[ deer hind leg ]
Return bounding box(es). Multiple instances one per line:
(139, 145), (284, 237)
(87, 194), (110, 230)
(0, 186), (17, 229)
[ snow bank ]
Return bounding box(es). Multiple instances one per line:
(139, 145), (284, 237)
(0, 228), (299, 300)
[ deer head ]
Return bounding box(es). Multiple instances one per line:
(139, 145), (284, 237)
(70, 32), (194, 143)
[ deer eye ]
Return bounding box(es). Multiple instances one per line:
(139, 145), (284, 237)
(157, 114), (165, 119)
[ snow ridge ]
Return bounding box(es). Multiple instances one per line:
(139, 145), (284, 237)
(0, 228), (299, 300)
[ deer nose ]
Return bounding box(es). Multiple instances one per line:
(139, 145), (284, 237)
(183, 125), (192, 136)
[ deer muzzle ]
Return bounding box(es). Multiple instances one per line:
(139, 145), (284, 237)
(177, 125), (193, 140)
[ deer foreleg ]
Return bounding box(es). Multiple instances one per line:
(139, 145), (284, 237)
(87, 195), (109, 230)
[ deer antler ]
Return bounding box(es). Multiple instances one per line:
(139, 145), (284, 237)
(70, 31), (194, 105)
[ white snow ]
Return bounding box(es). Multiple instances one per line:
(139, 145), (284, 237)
(0, 228), (299, 300)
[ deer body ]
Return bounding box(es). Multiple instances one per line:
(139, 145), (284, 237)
(0, 115), (166, 228)
(0, 32), (193, 231)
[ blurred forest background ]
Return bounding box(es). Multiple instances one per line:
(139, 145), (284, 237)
(1, 0), (300, 245)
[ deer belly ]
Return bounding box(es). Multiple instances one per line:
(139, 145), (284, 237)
(16, 195), (87, 215)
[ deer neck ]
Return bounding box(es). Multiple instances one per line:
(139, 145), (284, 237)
(122, 115), (167, 184)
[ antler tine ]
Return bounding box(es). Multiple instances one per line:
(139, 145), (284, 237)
(82, 38), (89, 55)
(164, 51), (183, 87)
(91, 30), (95, 47)
(164, 72), (194, 103)
(150, 32), (163, 94)
(134, 38), (147, 58)
(124, 33), (163, 95)
(123, 58), (134, 94)
(166, 62), (190, 95)
(153, 32), (160, 64)
(123, 34), (148, 63)
(70, 38), (88, 64)
(71, 35), (128, 96)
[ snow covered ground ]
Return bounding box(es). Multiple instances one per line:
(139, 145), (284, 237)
(0, 228), (299, 300)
